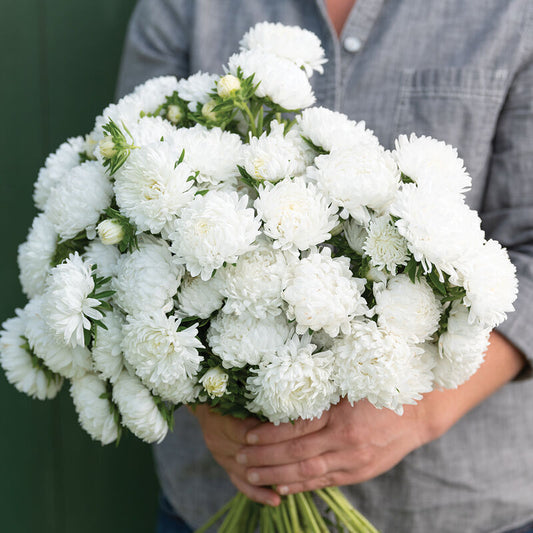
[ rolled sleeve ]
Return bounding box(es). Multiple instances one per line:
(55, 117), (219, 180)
(115, 0), (192, 98)
(481, 25), (533, 369)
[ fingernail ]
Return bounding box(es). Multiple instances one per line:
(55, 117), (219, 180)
(247, 433), (258, 444)
(248, 471), (259, 483)
(278, 486), (289, 495)
(235, 453), (247, 465)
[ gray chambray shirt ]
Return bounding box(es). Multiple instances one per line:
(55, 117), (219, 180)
(116, 1), (533, 532)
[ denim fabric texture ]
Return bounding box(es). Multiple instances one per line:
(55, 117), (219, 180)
(117, 1), (533, 532)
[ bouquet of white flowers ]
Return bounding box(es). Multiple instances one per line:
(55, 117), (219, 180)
(1, 21), (518, 533)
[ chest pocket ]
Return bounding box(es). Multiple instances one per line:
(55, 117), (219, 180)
(393, 68), (508, 201)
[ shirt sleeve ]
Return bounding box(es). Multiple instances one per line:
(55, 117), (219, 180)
(480, 20), (533, 373)
(115, 0), (192, 99)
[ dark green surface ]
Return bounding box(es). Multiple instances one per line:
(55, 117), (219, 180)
(0, 2), (160, 532)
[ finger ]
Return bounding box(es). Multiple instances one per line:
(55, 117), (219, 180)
(224, 415), (263, 445)
(228, 473), (281, 507)
(275, 470), (347, 496)
(245, 412), (329, 445)
(245, 452), (335, 486)
(237, 429), (336, 467)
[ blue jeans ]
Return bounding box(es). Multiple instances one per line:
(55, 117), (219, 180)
(156, 494), (193, 533)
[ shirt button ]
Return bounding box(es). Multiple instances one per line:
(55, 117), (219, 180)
(343, 36), (362, 53)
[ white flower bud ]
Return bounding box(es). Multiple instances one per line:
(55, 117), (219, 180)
(199, 366), (229, 398)
(99, 136), (116, 159)
(97, 219), (124, 245)
(217, 74), (241, 98)
(201, 100), (217, 121)
(166, 105), (183, 124)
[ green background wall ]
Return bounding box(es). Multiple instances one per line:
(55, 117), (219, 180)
(0, 2), (161, 531)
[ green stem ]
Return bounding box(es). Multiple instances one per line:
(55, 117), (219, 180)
(287, 494), (303, 533)
(236, 100), (257, 137)
(305, 492), (330, 533)
(279, 499), (293, 531)
(325, 487), (380, 533)
(193, 494), (236, 533)
(294, 492), (321, 532)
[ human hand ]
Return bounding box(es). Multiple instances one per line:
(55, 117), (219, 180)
(234, 397), (430, 496)
(190, 405), (281, 505)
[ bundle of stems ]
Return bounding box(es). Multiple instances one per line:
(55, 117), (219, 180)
(194, 487), (380, 533)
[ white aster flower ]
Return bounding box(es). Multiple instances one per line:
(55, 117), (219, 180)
(283, 247), (368, 336)
(91, 310), (125, 384)
(460, 239), (518, 328)
(83, 240), (121, 278)
(374, 274), (443, 344)
(435, 302), (491, 388)
(247, 333), (337, 425)
(45, 161), (113, 240)
(207, 313), (292, 369)
(169, 190), (260, 280)
(133, 75), (180, 111)
(219, 241), (292, 318)
(332, 319), (434, 414)
(308, 146), (400, 223)
(123, 116), (182, 151)
(393, 133), (471, 195)
(343, 218), (367, 255)
(18, 214), (57, 299)
(70, 374), (120, 445)
(391, 183), (485, 280)
(42, 253), (103, 348)
(114, 142), (196, 234)
(228, 50), (315, 110)
(24, 297), (92, 379)
(255, 178), (338, 254)
(176, 71), (218, 112)
(112, 370), (168, 444)
(174, 124), (244, 188)
(112, 237), (183, 316)
(33, 136), (85, 210)
(0, 310), (63, 400)
(240, 22), (327, 77)
(298, 107), (379, 152)
(122, 312), (203, 404)
(363, 216), (410, 274)
(199, 367), (229, 398)
(177, 274), (224, 319)
(243, 120), (308, 182)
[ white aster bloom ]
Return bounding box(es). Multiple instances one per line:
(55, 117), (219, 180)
(460, 239), (518, 328)
(45, 161), (113, 240)
(219, 241), (292, 318)
(70, 374), (119, 445)
(199, 367), (229, 398)
(243, 120), (308, 182)
(112, 370), (168, 444)
(435, 302), (491, 388)
(227, 50), (315, 110)
(298, 107), (379, 152)
(114, 142), (196, 234)
(42, 253), (103, 348)
(169, 190), (260, 280)
(240, 22), (327, 77)
(308, 146), (400, 223)
(374, 274), (443, 343)
(18, 214), (57, 299)
(33, 136), (85, 210)
(133, 75), (180, 111)
(122, 312), (203, 404)
(83, 240), (121, 278)
(112, 237), (183, 316)
(124, 116), (182, 151)
(332, 319), (434, 414)
(207, 313), (292, 369)
(24, 297), (92, 379)
(247, 333), (337, 425)
(394, 133), (471, 195)
(0, 311), (63, 400)
(343, 218), (367, 255)
(391, 183), (485, 280)
(283, 247), (368, 336)
(255, 178), (338, 254)
(177, 274), (224, 319)
(174, 125), (244, 188)
(91, 310), (125, 384)
(363, 216), (410, 274)
(176, 71), (218, 112)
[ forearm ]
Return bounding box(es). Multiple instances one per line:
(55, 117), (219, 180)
(418, 329), (527, 443)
